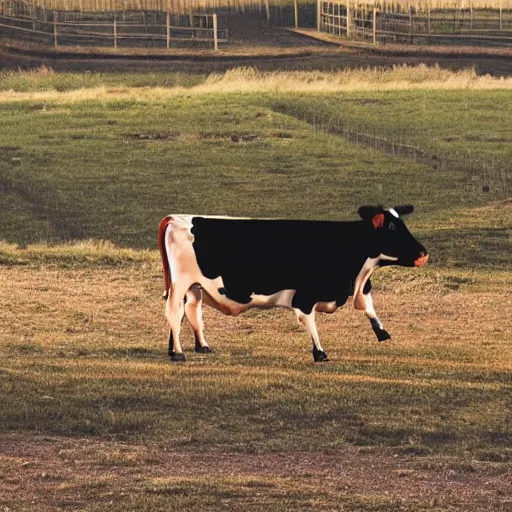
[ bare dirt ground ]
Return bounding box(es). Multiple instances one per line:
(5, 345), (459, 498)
(1, 433), (510, 511)
(2, 16), (512, 75)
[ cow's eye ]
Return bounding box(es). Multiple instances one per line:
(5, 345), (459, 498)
(389, 222), (396, 231)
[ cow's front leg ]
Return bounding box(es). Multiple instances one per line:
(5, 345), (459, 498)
(362, 291), (391, 342)
(294, 308), (329, 362)
(185, 285), (212, 354)
(166, 281), (190, 362)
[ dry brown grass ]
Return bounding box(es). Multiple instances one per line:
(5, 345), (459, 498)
(3, 64), (512, 105)
(0, 251), (511, 510)
(19, 0), (512, 12)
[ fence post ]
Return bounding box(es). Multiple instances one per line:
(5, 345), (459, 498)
(409, 5), (413, 43)
(317, 0), (321, 31)
(53, 10), (58, 47)
(166, 10), (170, 48)
(347, 0), (351, 38)
(338, 3), (342, 36)
(294, 0), (298, 28)
(264, 0), (270, 21)
(372, 5), (376, 43)
(113, 15), (117, 48)
(212, 13), (218, 50)
(499, 3), (503, 30)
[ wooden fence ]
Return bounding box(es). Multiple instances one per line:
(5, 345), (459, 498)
(319, 0), (512, 43)
(0, 0), (280, 13)
(0, 0), (228, 48)
(5, 0), (512, 14)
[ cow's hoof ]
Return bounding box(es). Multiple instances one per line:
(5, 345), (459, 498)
(376, 329), (391, 342)
(169, 352), (186, 362)
(313, 350), (329, 362)
(195, 345), (212, 354)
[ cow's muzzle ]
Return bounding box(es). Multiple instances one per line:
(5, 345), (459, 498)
(414, 252), (429, 267)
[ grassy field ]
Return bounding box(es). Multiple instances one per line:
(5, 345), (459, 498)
(1, 66), (511, 261)
(0, 64), (511, 510)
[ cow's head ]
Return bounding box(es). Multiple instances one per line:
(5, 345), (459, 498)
(358, 205), (428, 267)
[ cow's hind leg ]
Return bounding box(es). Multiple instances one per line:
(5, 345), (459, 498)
(168, 300), (185, 359)
(185, 285), (212, 354)
(294, 308), (329, 362)
(166, 280), (193, 362)
(363, 291), (391, 342)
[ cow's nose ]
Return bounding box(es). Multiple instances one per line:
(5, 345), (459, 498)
(414, 252), (429, 267)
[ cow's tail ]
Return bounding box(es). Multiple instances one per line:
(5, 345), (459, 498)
(158, 215), (173, 301)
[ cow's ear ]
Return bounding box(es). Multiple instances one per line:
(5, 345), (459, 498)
(393, 205), (414, 216)
(372, 213), (385, 229)
(358, 205), (383, 221)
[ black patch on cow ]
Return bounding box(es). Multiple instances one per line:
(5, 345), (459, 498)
(195, 345), (213, 354)
(191, 217), (373, 314)
(194, 333), (212, 354)
(168, 331), (187, 361)
(169, 352), (187, 362)
(312, 344), (329, 362)
(190, 211), (427, 314)
(168, 330), (186, 361)
(370, 319), (391, 342)
(168, 330), (175, 357)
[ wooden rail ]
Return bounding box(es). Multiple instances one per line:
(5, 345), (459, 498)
(319, 0), (512, 44)
(0, 10), (227, 49)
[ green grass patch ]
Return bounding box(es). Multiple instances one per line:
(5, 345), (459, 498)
(1, 84), (510, 270)
(269, 89), (512, 199)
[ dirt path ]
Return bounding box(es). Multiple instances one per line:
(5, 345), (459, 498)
(2, 21), (512, 75)
(1, 433), (510, 511)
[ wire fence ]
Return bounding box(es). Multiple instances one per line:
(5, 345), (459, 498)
(271, 100), (511, 199)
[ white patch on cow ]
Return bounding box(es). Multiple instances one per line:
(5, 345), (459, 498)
(294, 308), (325, 353)
(353, 256), (380, 310)
(167, 215), (195, 236)
(315, 301), (338, 314)
(388, 208), (399, 218)
(249, 289), (296, 310)
(185, 285), (209, 349)
(379, 254), (399, 262)
(165, 217), (202, 284)
(362, 292), (384, 329)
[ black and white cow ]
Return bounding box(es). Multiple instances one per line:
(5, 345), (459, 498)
(158, 206), (428, 362)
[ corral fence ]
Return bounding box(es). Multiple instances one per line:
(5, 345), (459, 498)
(318, 0), (512, 44)
(0, 0), (228, 48)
